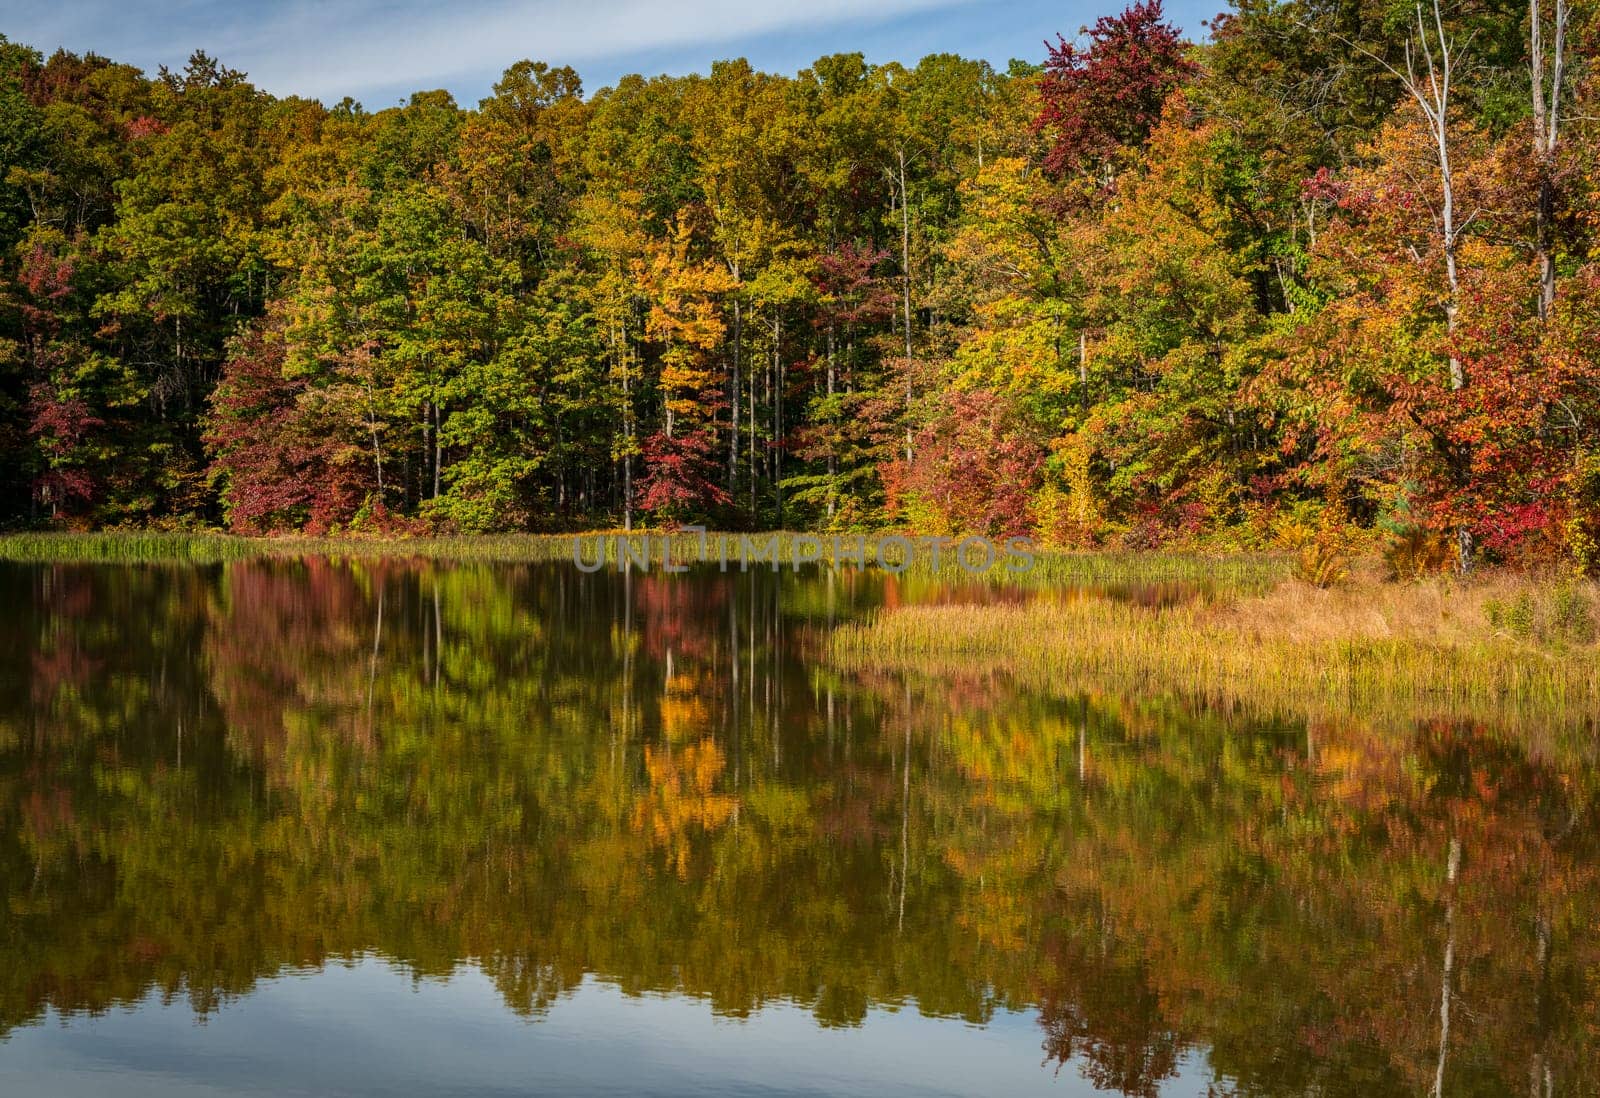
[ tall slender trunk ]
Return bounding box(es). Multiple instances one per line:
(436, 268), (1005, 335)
(765, 320), (775, 507)
(826, 321), (837, 522)
(898, 148), (914, 465)
(365, 580), (385, 745)
(432, 579), (442, 690)
(1404, 0), (1472, 572)
(1530, 0), (1568, 321)
(1434, 837), (1461, 1098)
(1079, 330), (1089, 410)
(730, 269), (742, 497)
(422, 402), (433, 502)
(773, 310), (784, 527)
(749, 340), (758, 518)
(365, 381), (385, 505)
(432, 400), (442, 500)
(620, 314), (634, 532)
(1437, 133), (1462, 393)
(1530, 909), (1553, 1098)
(898, 683), (911, 934)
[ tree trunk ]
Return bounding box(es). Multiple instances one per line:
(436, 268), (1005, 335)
(432, 400), (442, 500)
(898, 687), (911, 934)
(1530, 909), (1553, 1098)
(730, 270), (742, 496)
(774, 311), (784, 527)
(750, 337), (758, 518)
(826, 321), (837, 522)
(1079, 330), (1089, 410)
(899, 148), (914, 465)
(365, 383), (385, 506)
(620, 315), (634, 532)
(1404, 0), (1472, 572)
(1433, 837), (1461, 1098)
(1530, 0), (1568, 321)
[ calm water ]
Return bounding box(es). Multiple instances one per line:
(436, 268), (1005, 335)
(1, 560), (1596, 1096)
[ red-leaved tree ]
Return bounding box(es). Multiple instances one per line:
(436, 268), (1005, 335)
(636, 427), (731, 522)
(205, 314), (375, 533)
(1035, 1), (1197, 179)
(903, 390), (1046, 537)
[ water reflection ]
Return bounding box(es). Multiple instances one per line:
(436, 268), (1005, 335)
(1, 559), (1597, 1095)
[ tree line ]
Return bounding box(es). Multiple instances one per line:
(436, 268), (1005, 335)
(0, 0), (1596, 568)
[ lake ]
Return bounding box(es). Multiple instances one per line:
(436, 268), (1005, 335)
(1, 558), (1596, 1095)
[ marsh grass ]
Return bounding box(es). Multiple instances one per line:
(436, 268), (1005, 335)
(0, 532), (269, 564)
(0, 531), (529, 564)
(912, 547), (1288, 594)
(0, 531), (718, 565)
(831, 572), (1600, 731)
(0, 531), (1287, 591)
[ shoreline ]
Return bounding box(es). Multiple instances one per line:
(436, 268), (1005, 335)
(0, 531), (1286, 587)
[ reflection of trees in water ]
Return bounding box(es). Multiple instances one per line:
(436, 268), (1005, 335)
(0, 559), (1597, 1095)
(1037, 932), (1179, 1098)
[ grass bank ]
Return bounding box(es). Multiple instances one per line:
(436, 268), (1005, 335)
(0, 531), (1286, 589)
(0, 531), (591, 565)
(830, 571), (1600, 731)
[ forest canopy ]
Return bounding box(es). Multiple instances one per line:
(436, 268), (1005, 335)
(0, 0), (1596, 569)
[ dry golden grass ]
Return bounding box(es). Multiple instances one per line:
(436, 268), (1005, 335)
(830, 570), (1600, 730)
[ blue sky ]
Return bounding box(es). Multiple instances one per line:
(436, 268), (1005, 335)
(3, 0), (1225, 107)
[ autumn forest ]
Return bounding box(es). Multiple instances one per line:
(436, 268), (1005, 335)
(1, 1), (1596, 570)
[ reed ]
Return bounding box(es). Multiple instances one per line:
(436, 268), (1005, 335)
(0, 531), (717, 565)
(0, 531), (1286, 592)
(909, 547), (1287, 594)
(0, 531), (264, 564)
(830, 572), (1600, 731)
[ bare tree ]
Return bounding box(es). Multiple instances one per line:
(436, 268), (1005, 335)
(1401, 0), (1476, 571)
(1311, 1), (1476, 570)
(1530, 0), (1570, 320)
(1402, 0), (1465, 392)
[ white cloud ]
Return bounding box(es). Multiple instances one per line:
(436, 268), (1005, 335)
(7, 0), (979, 101)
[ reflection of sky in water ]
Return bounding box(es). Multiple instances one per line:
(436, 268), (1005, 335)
(0, 959), (1216, 1097)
